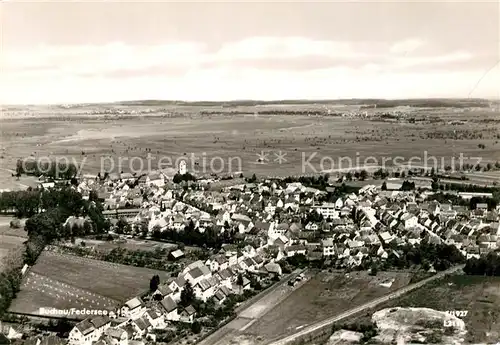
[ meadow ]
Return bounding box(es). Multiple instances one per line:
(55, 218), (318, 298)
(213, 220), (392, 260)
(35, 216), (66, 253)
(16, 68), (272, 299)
(240, 270), (412, 343)
(350, 274), (500, 343)
(0, 216), (27, 272)
(69, 237), (177, 253)
(9, 250), (170, 318)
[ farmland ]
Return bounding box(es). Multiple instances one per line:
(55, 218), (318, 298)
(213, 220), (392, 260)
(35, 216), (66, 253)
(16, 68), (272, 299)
(1, 104), (499, 190)
(9, 250), (171, 318)
(0, 235), (25, 259)
(349, 274), (500, 344)
(0, 216), (27, 272)
(69, 237), (177, 253)
(233, 270), (412, 344)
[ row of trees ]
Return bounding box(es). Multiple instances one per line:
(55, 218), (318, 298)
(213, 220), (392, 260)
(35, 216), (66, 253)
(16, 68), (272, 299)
(436, 182), (499, 195)
(464, 253), (500, 276)
(151, 221), (237, 249)
(24, 193), (109, 240)
(382, 242), (465, 271)
(284, 242), (465, 273)
(0, 187), (87, 218)
(15, 159), (78, 180)
(430, 182), (499, 210)
(0, 251), (23, 317)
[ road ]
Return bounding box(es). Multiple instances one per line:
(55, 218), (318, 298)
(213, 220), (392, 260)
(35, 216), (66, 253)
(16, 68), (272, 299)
(266, 265), (465, 345)
(197, 269), (307, 345)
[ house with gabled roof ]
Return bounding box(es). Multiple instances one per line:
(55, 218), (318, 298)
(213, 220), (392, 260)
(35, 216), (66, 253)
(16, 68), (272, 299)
(159, 297), (179, 321)
(168, 276), (186, 300)
(212, 285), (232, 305)
(273, 235), (289, 250)
(179, 306), (196, 323)
(240, 257), (257, 271)
(401, 213), (418, 229)
(194, 277), (218, 301)
(104, 327), (128, 345)
(131, 316), (152, 337)
(305, 221), (319, 232)
(121, 298), (145, 320)
(284, 245), (307, 257)
(206, 254), (229, 272)
(216, 268), (235, 288)
(152, 284), (173, 300)
(69, 316), (111, 345)
(184, 266), (210, 286)
(144, 308), (165, 329)
(252, 255), (264, 269)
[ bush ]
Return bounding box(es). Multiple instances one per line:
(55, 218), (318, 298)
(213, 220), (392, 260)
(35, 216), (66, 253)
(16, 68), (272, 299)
(191, 321), (202, 334)
(9, 219), (21, 228)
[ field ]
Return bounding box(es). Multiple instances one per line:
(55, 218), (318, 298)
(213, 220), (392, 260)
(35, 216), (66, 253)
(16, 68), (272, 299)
(9, 250), (171, 318)
(349, 274), (500, 344)
(1, 104), (499, 189)
(70, 237), (177, 252)
(235, 270), (412, 344)
(0, 216), (28, 238)
(0, 216), (27, 271)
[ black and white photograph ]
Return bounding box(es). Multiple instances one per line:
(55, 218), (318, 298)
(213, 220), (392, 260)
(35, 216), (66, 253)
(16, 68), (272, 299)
(0, 1), (499, 345)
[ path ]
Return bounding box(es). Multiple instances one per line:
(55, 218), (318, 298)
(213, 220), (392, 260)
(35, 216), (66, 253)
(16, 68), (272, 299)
(196, 269), (307, 345)
(266, 265), (465, 345)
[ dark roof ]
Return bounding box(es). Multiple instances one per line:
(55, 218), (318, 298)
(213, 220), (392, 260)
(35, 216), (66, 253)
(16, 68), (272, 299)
(213, 255), (228, 264)
(188, 267), (204, 280)
(40, 336), (64, 345)
(173, 276), (186, 288)
(196, 279), (212, 291)
(182, 305), (196, 316)
(253, 255), (264, 264)
(217, 268), (233, 280)
(156, 284), (173, 296)
(214, 290), (226, 302)
(90, 316), (110, 329)
(75, 319), (95, 336)
(160, 297), (177, 313)
(146, 309), (162, 320)
(254, 221), (271, 231)
(133, 317), (151, 331)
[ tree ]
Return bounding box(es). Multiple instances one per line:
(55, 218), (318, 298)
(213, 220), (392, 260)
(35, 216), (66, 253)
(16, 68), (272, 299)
(116, 217), (130, 234)
(381, 181), (387, 191)
(149, 274), (160, 292)
(191, 321), (202, 334)
(180, 281), (194, 307)
(369, 263), (378, 276)
(55, 318), (73, 337)
(237, 273), (244, 286)
(359, 170), (368, 181)
(248, 173), (257, 183)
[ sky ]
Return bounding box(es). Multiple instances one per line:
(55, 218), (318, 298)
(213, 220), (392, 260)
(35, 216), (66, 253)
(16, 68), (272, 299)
(1, 1), (499, 104)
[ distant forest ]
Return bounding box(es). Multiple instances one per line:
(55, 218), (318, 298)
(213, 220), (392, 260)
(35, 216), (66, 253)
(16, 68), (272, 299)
(58, 98), (492, 109)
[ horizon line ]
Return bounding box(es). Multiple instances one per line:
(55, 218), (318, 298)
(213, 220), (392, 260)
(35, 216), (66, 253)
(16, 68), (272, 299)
(2, 97), (497, 108)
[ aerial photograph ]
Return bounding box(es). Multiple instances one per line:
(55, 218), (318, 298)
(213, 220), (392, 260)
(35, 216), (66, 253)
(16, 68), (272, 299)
(1, 1), (499, 345)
